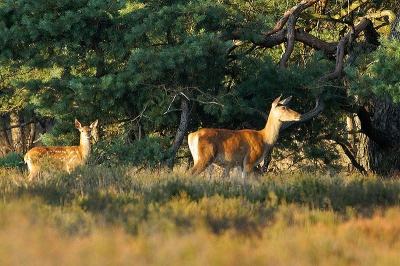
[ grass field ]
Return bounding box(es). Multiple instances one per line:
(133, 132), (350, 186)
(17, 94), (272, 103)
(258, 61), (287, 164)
(1, 166), (400, 265)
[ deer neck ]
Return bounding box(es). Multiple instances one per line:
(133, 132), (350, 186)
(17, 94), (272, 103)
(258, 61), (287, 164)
(262, 113), (282, 146)
(79, 134), (91, 163)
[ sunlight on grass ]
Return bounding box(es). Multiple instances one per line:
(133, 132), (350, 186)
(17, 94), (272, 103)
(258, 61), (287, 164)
(1, 166), (400, 265)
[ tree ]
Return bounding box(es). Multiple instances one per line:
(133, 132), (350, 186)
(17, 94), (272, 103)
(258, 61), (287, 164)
(346, 12), (400, 174)
(217, 0), (399, 174)
(0, 0), (399, 174)
(0, 0), (231, 167)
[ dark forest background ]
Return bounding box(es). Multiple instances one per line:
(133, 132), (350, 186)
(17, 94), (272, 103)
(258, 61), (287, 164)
(1, 0), (399, 175)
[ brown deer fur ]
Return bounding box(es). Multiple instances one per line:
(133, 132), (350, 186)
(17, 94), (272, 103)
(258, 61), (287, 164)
(188, 96), (301, 178)
(24, 119), (98, 180)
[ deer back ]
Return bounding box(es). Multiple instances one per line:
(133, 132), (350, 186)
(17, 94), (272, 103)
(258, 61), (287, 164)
(189, 128), (267, 167)
(25, 145), (83, 171)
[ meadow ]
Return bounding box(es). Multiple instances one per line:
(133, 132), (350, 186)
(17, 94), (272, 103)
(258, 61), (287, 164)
(1, 166), (400, 265)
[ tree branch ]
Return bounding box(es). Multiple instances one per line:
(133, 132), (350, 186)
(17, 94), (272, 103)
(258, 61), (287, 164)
(0, 120), (35, 132)
(335, 140), (368, 175)
(280, 97), (324, 131)
(280, 0), (319, 69)
(264, 0), (318, 37)
(318, 18), (379, 84)
(356, 106), (392, 149)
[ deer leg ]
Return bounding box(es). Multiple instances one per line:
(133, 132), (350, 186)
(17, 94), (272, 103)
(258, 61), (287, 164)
(28, 169), (40, 181)
(28, 172), (35, 182)
(208, 164), (214, 179)
(221, 166), (231, 179)
(27, 163), (39, 182)
(190, 155), (215, 175)
(231, 166), (242, 178)
(242, 163), (254, 179)
(190, 142), (217, 176)
(242, 169), (247, 179)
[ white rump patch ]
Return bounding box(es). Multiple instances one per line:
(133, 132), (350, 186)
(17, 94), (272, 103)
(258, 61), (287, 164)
(26, 160), (32, 172)
(189, 135), (199, 164)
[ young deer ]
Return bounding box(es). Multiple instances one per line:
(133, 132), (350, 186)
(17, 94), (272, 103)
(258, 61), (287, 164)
(24, 119), (98, 180)
(188, 96), (302, 179)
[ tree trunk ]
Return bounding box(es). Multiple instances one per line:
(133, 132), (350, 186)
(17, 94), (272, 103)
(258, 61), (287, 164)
(0, 115), (12, 157)
(367, 97), (400, 175)
(167, 93), (190, 168)
(9, 112), (24, 154)
(389, 12), (400, 39)
(344, 13), (400, 176)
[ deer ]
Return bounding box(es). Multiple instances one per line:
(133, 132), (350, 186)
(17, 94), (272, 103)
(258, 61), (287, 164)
(188, 95), (323, 179)
(24, 119), (98, 180)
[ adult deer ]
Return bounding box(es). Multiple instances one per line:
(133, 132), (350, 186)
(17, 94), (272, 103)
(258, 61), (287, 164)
(24, 119), (98, 180)
(188, 95), (322, 178)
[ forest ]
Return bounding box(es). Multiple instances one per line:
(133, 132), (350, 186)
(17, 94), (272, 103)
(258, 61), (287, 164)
(1, 1), (400, 265)
(0, 0), (400, 173)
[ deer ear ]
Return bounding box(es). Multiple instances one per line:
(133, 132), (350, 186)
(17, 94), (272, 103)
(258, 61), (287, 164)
(272, 95), (283, 107)
(279, 96), (293, 106)
(75, 119), (82, 129)
(90, 119), (98, 129)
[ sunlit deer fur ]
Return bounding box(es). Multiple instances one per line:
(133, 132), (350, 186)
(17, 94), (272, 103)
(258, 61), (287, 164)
(188, 96), (301, 179)
(24, 119), (98, 180)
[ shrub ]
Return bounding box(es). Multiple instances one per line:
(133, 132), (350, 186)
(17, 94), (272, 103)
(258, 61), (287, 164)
(91, 134), (171, 169)
(0, 152), (24, 169)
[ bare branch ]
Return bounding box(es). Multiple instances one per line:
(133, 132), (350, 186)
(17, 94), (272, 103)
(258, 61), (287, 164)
(295, 30), (338, 53)
(280, 97), (324, 131)
(0, 120), (35, 132)
(164, 92), (191, 114)
(334, 140), (368, 175)
(164, 94), (178, 114)
(249, 97), (323, 131)
(191, 88), (224, 107)
(264, 0), (318, 37)
(280, 0), (318, 69)
(192, 99), (224, 107)
(220, 0), (381, 75)
(130, 106), (148, 123)
(318, 18), (379, 84)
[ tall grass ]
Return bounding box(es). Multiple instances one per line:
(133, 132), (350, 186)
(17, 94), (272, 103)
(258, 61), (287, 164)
(1, 166), (400, 265)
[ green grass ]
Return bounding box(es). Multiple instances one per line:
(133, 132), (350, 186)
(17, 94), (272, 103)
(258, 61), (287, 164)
(1, 166), (400, 265)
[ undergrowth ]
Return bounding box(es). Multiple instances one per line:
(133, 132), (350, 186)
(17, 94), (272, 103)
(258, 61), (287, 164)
(1, 167), (400, 265)
(1, 167), (400, 235)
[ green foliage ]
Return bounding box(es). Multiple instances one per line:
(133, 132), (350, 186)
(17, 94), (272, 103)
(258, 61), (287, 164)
(0, 152), (24, 168)
(1, 0), (398, 172)
(1, 0), (233, 149)
(92, 134), (171, 168)
(347, 37), (400, 102)
(0, 0), (300, 126)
